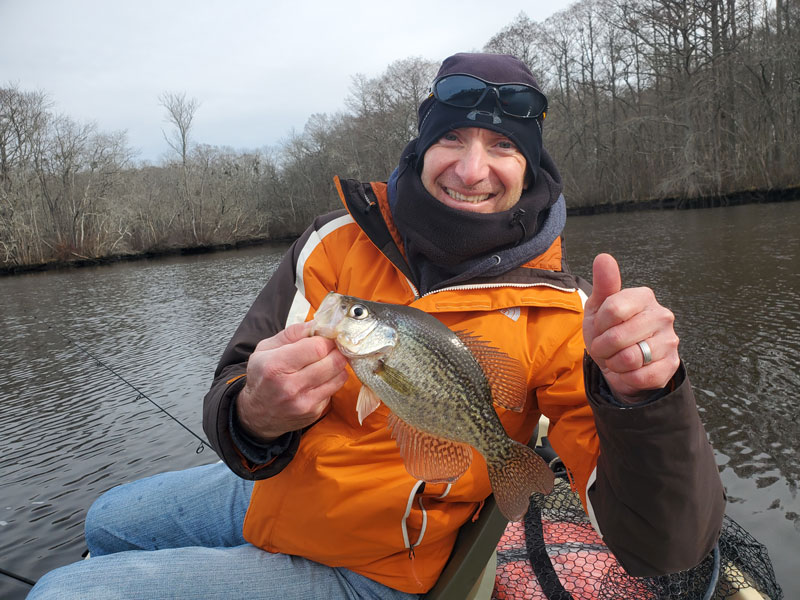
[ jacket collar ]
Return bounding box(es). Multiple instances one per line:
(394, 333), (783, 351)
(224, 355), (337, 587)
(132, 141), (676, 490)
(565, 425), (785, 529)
(334, 176), (575, 293)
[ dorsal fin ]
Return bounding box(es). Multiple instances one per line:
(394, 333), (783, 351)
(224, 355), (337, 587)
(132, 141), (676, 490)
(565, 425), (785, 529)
(387, 413), (473, 483)
(453, 330), (528, 412)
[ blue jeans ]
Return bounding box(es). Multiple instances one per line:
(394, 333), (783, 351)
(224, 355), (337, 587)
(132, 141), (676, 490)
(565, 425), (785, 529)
(28, 463), (421, 600)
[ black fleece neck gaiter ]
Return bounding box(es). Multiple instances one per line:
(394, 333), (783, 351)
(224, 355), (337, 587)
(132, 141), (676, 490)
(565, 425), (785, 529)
(391, 145), (563, 293)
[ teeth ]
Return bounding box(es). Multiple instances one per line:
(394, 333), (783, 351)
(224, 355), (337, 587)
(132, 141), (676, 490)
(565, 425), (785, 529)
(446, 188), (490, 203)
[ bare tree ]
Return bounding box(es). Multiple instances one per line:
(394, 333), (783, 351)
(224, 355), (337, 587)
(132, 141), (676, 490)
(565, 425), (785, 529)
(345, 57), (437, 179)
(5, 1), (800, 271)
(159, 91), (202, 243)
(159, 92), (199, 165)
(485, 12), (551, 87)
(0, 85), (52, 264)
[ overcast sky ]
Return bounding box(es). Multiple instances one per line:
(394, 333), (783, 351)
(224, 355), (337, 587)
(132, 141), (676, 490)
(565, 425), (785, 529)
(1, 0), (574, 163)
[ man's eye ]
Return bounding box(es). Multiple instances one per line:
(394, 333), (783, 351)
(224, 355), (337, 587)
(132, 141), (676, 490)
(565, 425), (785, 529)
(497, 140), (516, 150)
(441, 132), (458, 142)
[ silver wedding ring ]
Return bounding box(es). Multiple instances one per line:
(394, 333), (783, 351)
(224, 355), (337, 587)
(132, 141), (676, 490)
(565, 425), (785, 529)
(637, 340), (653, 365)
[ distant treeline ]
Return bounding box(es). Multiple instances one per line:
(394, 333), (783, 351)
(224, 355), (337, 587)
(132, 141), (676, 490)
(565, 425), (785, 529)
(2, 0), (798, 270)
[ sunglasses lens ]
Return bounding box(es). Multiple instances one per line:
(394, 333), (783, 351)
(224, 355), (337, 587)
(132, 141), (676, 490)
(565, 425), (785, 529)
(497, 85), (547, 118)
(434, 75), (488, 107)
(435, 75), (548, 118)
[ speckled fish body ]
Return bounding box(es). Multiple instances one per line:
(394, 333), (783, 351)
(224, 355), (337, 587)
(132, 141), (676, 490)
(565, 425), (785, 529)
(312, 291), (554, 521)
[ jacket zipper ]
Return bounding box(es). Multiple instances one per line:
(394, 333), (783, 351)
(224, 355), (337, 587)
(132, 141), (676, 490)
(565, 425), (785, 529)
(413, 280), (577, 301)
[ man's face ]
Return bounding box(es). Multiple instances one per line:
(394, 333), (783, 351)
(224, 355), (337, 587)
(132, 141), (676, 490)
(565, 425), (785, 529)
(420, 127), (528, 214)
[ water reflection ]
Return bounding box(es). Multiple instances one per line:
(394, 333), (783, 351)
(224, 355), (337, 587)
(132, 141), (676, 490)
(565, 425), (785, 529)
(0, 245), (287, 596)
(1, 204), (798, 598)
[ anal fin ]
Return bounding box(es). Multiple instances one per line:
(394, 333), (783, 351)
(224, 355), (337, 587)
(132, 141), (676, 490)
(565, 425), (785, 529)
(387, 413), (472, 483)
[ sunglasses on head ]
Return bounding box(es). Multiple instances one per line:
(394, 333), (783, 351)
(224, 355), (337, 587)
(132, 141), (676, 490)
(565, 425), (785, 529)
(431, 73), (548, 119)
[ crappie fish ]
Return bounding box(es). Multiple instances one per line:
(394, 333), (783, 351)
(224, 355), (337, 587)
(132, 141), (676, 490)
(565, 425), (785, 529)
(311, 291), (554, 521)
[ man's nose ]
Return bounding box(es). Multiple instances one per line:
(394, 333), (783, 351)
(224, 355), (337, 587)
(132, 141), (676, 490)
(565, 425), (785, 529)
(454, 142), (490, 186)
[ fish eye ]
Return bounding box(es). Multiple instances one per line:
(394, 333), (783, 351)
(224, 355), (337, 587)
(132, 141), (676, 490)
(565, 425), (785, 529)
(348, 304), (369, 319)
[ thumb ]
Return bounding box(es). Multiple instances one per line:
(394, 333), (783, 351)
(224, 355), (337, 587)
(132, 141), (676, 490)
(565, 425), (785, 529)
(283, 320), (315, 342)
(586, 253), (622, 313)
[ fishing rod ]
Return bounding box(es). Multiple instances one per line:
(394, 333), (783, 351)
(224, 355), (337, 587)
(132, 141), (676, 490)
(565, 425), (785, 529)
(0, 326), (212, 588)
(0, 565), (36, 587)
(45, 322), (209, 454)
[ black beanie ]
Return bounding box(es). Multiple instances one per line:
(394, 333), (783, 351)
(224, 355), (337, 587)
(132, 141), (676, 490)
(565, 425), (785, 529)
(416, 53), (546, 183)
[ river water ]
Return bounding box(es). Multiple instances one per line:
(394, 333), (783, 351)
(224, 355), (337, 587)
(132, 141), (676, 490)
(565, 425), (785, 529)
(1, 202), (798, 599)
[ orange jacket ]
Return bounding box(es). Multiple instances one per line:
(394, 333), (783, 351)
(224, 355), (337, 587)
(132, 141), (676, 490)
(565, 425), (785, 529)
(204, 178), (724, 592)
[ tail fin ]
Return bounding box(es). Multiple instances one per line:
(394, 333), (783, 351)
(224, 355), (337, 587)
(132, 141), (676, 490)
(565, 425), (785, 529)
(488, 440), (555, 521)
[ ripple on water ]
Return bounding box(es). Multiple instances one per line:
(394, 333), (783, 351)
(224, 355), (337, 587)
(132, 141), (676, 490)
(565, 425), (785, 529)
(1, 245), (287, 590)
(1, 210), (798, 597)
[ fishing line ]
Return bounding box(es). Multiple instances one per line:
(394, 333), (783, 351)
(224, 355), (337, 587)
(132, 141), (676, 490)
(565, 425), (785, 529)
(45, 323), (209, 454)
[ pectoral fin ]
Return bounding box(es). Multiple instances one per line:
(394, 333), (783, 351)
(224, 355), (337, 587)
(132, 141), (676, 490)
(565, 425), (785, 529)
(356, 385), (382, 425)
(387, 413), (473, 483)
(374, 360), (417, 396)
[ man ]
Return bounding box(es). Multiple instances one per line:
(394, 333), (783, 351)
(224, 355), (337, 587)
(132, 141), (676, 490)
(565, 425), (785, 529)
(29, 52), (725, 599)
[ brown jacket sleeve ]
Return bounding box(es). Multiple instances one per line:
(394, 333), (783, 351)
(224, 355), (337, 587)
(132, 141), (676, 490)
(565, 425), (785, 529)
(584, 355), (726, 576)
(202, 214), (345, 479)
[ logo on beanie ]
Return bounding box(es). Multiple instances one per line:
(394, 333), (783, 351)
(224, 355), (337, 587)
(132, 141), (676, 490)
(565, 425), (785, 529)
(467, 106), (503, 124)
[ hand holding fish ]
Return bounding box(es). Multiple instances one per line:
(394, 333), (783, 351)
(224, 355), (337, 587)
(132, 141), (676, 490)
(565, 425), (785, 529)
(582, 253), (681, 403)
(236, 321), (349, 442)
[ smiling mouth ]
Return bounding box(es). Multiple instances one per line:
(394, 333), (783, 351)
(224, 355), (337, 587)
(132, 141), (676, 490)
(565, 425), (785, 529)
(444, 187), (493, 203)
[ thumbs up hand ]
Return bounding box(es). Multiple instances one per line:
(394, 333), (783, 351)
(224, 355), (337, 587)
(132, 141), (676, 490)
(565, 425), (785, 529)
(583, 254), (681, 403)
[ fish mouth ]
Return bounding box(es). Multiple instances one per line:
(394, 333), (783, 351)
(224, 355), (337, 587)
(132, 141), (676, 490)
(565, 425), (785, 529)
(311, 292), (345, 339)
(311, 292), (397, 358)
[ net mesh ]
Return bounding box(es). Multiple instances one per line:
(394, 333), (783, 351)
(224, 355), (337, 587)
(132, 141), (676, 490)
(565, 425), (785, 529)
(494, 476), (783, 600)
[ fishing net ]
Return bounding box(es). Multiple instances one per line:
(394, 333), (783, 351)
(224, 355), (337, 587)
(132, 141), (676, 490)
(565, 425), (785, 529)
(494, 474), (783, 599)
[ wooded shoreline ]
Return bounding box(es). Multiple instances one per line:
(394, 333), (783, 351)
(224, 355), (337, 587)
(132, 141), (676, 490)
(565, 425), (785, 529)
(4, 189), (796, 277)
(0, 235), (297, 277)
(4, 2), (799, 275)
(567, 185), (800, 215)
